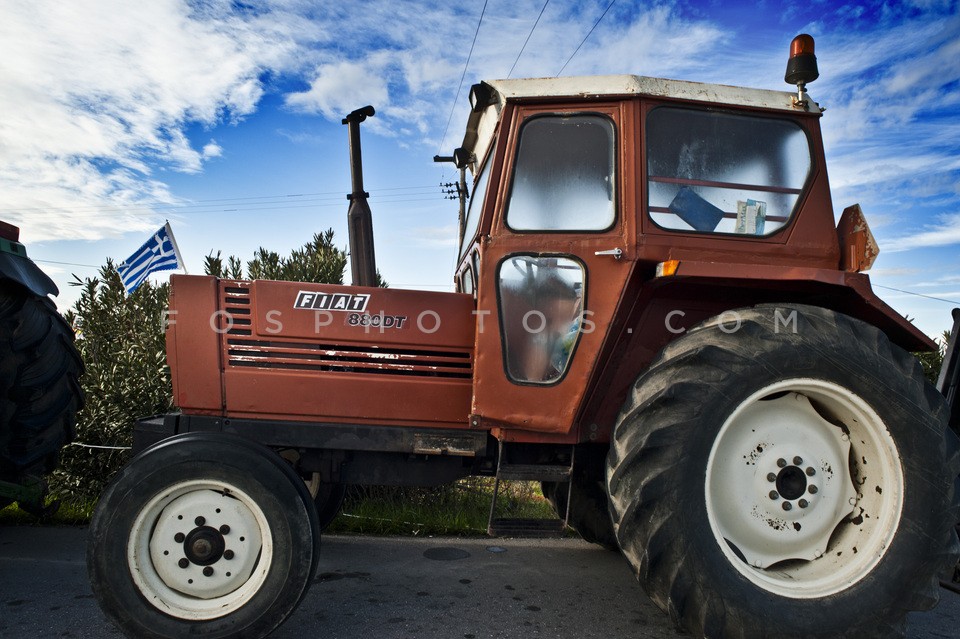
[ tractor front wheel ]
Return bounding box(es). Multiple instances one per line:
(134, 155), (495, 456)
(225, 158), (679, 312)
(88, 432), (320, 639)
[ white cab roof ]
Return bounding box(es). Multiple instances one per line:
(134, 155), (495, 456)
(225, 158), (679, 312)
(461, 75), (819, 173)
(485, 75), (815, 113)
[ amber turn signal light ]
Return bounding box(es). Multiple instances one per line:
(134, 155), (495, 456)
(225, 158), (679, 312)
(656, 260), (680, 277)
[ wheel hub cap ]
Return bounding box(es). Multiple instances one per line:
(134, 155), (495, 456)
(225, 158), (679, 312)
(710, 392), (857, 568)
(184, 526), (225, 565)
(148, 489), (263, 599)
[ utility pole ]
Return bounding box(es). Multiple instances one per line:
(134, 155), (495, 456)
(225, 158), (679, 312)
(434, 155), (469, 241)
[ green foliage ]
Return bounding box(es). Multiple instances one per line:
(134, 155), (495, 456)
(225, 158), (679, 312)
(50, 263), (172, 503)
(204, 228), (387, 286)
(205, 229), (348, 283)
(915, 329), (952, 386)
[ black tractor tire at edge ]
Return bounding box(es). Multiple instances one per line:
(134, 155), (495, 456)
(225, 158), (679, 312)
(607, 304), (960, 639)
(0, 280), (83, 489)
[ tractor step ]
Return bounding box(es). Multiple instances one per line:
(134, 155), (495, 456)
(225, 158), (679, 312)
(495, 463), (572, 482)
(486, 443), (575, 538)
(488, 518), (566, 537)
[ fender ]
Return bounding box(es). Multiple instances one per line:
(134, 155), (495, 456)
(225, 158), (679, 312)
(658, 261), (933, 352)
(579, 260), (936, 442)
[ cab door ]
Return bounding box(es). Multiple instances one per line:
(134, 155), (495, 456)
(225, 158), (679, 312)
(472, 101), (636, 435)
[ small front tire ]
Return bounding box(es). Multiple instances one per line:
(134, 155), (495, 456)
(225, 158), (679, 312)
(88, 432), (320, 639)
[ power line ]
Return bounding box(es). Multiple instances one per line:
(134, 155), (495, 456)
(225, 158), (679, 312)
(11, 193), (448, 220)
(874, 284), (960, 306)
(0, 185), (442, 216)
(34, 258), (100, 268)
(438, 0), (490, 155)
(508, 0), (551, 78)
(556, 0), (618, 77)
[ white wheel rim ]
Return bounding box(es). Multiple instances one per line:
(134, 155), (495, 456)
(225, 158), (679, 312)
(705, 378), (904, 598)
(127, 479), (273, 620)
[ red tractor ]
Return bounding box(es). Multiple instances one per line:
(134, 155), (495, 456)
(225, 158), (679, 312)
(88, 36), (959, 639)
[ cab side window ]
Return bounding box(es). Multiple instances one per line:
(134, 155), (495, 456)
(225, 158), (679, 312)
(647, 107), (811, 236)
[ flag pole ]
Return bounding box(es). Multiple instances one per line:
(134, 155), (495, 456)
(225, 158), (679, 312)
(164, 221), (188, 275)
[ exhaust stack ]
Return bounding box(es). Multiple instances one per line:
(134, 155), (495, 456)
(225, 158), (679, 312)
(343, 105), (377, 287)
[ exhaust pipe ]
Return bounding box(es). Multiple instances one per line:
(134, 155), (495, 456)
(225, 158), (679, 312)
(342, 105), (377, 287)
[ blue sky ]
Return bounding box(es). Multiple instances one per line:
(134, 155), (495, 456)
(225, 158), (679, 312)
(1, 0), (958, 340)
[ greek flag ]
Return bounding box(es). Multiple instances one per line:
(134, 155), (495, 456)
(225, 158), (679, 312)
(117, 222), (185, 294)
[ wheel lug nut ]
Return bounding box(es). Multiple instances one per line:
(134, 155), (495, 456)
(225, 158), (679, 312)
(777, 458), (787, 468)
(219, 524), (230, 535)
(808, 485), (818, 494)
(224, 549), (235, 560)
(174, 532), (185, 543)
(798, 499), (809, 509)
(806, 467), (816, 476)
(793, 456), (803, 465)
(769, 490), (779, 500)
(782, 502), (793, 511)
(766, 473), (777, 482)
(203, 566), (214, 577)
(195, 516), (206, 526)
(178, 558), (189, 569)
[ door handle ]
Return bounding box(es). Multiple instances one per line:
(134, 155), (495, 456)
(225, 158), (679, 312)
(594, 248), (623, 259)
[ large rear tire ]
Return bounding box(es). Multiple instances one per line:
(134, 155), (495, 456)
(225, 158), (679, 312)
(305, 474), (347, 530)
(88, 432), (320, 639)
(607, 304), (960, 638)
(542, 477), (617, 548)
(0, 281), (82, 485)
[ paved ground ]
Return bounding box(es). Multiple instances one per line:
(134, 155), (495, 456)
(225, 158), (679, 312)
(0, 525), (958, 638)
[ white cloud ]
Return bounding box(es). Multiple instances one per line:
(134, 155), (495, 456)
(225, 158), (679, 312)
(883, 213), (960, 252)
(202, 141), (223, 159)
(286, 60), (391, 122)
(280, 1), (730, 146)
(0, 0), (301, 242)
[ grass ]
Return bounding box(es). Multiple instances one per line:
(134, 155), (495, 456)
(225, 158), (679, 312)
(0, 477), (556, 537)
(0, 498), (94, 526)
(327, 478), (556, 537)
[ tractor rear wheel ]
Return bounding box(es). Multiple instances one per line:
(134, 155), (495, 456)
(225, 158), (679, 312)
(0, 281), (82, 494)
(88, 432), (320, 639)
(607, 304), (960, 639)
(542, 478), (617, 548)
(305, 474), (347, 530)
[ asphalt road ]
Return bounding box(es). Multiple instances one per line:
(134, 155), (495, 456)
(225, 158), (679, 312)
(0, 525), (958, 638)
